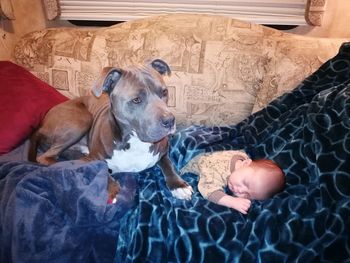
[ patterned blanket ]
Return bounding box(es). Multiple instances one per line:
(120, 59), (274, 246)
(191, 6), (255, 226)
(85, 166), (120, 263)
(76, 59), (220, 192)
(115, 43), (350, 262)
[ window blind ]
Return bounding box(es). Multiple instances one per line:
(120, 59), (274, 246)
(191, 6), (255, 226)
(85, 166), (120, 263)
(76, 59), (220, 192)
(58, 0), (308, 25)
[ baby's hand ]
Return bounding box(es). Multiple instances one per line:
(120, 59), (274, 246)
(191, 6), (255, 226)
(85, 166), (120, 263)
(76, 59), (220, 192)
(217, 195), (252, 214)
(231, 197), (251, 214)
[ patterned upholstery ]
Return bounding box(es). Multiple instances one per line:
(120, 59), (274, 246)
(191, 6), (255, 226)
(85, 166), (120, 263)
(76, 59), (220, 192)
(13, 13), (348, 127)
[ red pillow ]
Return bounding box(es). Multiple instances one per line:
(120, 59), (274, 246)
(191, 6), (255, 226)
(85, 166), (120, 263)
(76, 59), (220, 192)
(0, 61), (68, 154)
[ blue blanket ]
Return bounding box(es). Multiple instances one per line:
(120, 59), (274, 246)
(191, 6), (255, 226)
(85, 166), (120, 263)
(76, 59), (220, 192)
(1, 43), (350, 263)
(116, 43), (350, 262)
(0, 161), (137, 263)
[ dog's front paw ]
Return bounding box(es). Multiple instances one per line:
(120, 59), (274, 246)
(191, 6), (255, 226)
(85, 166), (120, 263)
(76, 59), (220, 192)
(171, 185), (193, 200)
(166, 175), (194, 200)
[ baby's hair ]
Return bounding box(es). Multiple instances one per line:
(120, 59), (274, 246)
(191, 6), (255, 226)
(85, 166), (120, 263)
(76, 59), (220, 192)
(250, 159), (285, 199)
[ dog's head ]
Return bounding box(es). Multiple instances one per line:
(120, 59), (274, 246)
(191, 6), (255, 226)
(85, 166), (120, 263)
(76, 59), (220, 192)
(92, 59), (175, 143)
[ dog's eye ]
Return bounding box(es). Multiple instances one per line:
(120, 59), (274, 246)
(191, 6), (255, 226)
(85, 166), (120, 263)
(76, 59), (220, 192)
(162, 89), (168, 97)
(132, 97), (141, 104)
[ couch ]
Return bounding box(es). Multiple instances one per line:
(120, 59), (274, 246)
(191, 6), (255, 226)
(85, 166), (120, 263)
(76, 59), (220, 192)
(1, 13), (350, 262)
(12, 13), (349, 127)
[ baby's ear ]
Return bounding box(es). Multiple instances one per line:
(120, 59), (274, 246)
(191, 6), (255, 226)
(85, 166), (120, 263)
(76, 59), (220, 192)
(231, 158), (252, 171)
(241, 159), (252, 167)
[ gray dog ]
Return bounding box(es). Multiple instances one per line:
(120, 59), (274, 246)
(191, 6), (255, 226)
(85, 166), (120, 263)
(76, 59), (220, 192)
(28, 59), (193, 202)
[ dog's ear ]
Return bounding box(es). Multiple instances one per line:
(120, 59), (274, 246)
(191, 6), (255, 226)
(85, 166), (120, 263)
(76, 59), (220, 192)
(150, 59), (171, 76)
(92, 67), (123, 97)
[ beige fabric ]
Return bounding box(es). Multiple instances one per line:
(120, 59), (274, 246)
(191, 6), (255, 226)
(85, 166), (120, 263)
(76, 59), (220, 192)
(0, 0), (15, 19)
(250, 38), (345, 112)
(181, 150), (248, 202)
(42, 0), (60, 20)
(12, 13), (349, 128)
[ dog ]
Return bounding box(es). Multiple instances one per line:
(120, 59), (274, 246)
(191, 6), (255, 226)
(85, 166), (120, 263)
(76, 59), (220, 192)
(28, 59), (193, 202)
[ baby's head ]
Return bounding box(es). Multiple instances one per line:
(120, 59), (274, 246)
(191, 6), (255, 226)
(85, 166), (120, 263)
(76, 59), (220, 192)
(228, 158), (285, 200)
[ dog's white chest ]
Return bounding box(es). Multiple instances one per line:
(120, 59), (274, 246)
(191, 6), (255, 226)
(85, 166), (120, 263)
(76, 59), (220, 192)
(106, 135), (160, 173)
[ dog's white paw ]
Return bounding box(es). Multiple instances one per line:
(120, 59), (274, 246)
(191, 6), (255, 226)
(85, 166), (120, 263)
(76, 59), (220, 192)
(171, 185), (193, 200)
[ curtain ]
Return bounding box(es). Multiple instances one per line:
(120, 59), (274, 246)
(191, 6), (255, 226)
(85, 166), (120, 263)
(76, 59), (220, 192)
(58, 0), (308, 25)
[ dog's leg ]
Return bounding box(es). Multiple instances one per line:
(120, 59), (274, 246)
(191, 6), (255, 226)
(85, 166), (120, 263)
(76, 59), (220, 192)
(158, 154), (193, 200)
(107, 175), (121, 204)
(36, 123), (92, 165)
(37, 141), (81, 165)
(35, 100), (93, 165)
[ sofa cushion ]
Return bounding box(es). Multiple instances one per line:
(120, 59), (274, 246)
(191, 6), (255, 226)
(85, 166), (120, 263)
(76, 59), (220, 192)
(12, 14), (349, 127)
(0, 61), (68, 154)
(13, 15), (263, 128)
(251, 38), (348, 112)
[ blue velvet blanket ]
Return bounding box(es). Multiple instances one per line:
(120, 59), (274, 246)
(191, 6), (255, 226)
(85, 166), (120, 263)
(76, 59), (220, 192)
(0, 161), (138, 263)
(1, 43), (350, 263)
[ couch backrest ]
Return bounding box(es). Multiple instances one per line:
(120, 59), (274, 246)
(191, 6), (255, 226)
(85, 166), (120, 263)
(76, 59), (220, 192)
(13, 13), (348, 128)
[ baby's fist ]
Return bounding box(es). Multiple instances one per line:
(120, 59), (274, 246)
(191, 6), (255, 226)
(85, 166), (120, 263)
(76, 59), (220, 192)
(233, 198), (251, 214)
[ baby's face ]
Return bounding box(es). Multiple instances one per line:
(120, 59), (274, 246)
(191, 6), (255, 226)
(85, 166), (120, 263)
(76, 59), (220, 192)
(227, 165), (254, 199)
(227, 159), (269, 200)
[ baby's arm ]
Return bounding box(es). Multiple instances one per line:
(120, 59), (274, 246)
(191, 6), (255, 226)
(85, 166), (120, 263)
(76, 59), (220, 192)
(195, 151), (251, 214)
(206, 189), (252, 214)
(217, 194), (251, 214)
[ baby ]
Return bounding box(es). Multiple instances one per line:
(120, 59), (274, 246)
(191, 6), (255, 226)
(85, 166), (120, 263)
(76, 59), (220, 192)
(181, 150), (285, 214)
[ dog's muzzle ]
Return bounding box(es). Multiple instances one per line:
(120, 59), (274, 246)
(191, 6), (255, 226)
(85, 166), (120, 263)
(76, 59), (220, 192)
(161, 113), (175, 130)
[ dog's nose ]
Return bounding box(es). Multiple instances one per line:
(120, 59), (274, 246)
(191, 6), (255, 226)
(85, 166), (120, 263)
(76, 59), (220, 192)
(161, 114), (175, 129)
